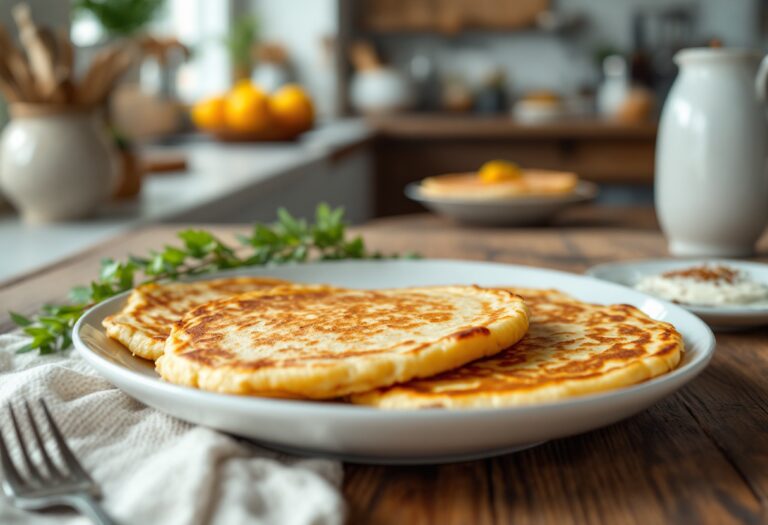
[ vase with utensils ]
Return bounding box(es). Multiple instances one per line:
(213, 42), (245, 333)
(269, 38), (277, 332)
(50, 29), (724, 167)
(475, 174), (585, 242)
(1, 104), (118, 222)
(656, 48), (768, 257)
(0, 3), (135, 223)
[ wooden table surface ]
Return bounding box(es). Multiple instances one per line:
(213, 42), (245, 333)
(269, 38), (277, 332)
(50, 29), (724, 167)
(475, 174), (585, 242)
(2, 207), (767, 525)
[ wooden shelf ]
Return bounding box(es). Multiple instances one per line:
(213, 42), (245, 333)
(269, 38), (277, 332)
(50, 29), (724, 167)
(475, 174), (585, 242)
(360, 0), (549, 34)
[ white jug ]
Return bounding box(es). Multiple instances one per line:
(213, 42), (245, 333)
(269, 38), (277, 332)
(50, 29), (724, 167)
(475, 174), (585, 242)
(656, 48), (768, 257)
(0, 105), (117, 223)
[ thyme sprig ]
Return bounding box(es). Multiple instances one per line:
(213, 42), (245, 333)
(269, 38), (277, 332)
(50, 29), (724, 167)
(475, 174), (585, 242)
(9, 204), (409, 355)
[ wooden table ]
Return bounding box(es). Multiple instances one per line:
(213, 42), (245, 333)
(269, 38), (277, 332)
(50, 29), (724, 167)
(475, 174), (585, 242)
(2, 208), (767, 525)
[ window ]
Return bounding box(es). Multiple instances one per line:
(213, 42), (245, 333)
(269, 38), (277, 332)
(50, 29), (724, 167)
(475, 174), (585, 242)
(71, 0), (232, 102)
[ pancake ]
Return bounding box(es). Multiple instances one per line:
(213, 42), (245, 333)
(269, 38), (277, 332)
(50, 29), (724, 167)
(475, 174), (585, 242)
(350, 288), (683, 408)
(156, 286), (529, 399)
(420, 170), (578, 200)
(103, 277), (289, 360)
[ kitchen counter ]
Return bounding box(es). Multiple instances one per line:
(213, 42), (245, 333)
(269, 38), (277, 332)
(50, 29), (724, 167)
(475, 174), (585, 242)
(369, 113), (658, 216)
(367, 114), (658, 139)
(0, 119), (374, 282)
(0, 114), (657, 280)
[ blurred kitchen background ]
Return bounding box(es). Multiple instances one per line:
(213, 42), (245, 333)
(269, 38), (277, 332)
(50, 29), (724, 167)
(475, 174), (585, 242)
(0, 0), (766, 277)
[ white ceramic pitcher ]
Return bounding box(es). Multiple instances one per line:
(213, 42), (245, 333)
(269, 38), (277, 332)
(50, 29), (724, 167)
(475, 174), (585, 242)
(0, 104), (117, 223)
(656, 48), (768, 257)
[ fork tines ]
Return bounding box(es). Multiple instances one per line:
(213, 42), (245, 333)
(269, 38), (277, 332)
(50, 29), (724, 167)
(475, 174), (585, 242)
(0, 399), (93, 493)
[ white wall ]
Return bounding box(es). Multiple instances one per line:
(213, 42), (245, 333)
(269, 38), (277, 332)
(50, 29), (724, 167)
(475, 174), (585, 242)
(382, 0), (763, 94)
(565, 0), (760, 50)
(248, 0), (762, 98)
(250, 0), (339, 116)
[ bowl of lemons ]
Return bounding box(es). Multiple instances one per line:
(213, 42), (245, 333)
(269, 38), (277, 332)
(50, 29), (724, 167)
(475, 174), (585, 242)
(191, 81), (314, 141)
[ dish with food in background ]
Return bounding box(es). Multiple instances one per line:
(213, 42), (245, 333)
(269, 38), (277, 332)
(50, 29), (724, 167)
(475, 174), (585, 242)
(408, 160), (597, 226)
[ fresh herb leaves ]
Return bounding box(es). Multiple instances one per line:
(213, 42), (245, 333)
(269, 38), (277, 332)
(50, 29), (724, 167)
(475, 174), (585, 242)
(9, 204), (410, 355)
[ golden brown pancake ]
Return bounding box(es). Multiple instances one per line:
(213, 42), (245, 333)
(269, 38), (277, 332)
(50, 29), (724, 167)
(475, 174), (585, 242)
(350, 288), (683, 408)
(103, 277), (289, 360)
(420, 170), (578, 199)
(156, 286), (529, 399)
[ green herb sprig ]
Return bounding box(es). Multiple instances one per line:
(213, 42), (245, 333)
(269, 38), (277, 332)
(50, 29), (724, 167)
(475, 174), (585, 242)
(10, 204), (412, 355)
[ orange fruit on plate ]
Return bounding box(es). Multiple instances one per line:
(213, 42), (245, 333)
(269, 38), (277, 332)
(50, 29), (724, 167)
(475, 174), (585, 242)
(191, 96), (226, 131)
(269, 84), (314, 135)
(225, 83), (271, 133)
(478, 160), (523, 184)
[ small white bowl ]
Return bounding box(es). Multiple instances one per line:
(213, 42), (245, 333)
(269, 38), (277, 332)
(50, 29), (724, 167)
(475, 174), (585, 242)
(587, 259), (768, 330)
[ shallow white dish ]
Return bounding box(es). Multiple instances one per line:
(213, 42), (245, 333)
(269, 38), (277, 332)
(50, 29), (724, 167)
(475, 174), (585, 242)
(74, 259), (714, 464)
(405, 181), (598, 226)
(588, 259), (768, 329)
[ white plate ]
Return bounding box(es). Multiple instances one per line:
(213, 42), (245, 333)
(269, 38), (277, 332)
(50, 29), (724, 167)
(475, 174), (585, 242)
(588, 259), (768, 330)
(74, 260), (715, 464)
(405, 181), (598, 226)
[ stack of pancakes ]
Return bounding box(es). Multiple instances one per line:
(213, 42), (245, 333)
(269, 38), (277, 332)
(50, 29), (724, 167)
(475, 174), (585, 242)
(103, 277), (683, 408)
(420, 170), (579, 200)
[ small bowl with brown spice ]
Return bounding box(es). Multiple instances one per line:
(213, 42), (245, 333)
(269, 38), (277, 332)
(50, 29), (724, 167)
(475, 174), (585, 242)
(587, 259), (768, 330)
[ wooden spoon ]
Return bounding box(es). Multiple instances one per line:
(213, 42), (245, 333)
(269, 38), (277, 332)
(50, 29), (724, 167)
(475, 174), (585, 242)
(13, 4), (58, 100)
(0, 25), (39, 102)
(56, 28), (74, 74)
(0, 61), (22, 103)
(89, 46), (137, 106)
(76, 46), (127, 106)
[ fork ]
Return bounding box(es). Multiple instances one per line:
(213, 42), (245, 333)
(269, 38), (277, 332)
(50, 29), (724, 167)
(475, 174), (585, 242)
(0, 399), (115, 525)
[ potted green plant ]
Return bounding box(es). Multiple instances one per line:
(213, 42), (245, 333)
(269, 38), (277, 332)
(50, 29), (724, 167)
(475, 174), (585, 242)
(225, 15), (259, 82)
(73, 0), (165, 38)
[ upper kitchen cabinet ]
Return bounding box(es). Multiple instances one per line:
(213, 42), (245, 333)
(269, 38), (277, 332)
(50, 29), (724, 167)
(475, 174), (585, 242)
(359, 0), (549, 33)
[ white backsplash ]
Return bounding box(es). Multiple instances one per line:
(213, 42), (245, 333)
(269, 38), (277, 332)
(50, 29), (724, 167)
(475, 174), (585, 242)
(251, 0), (762, 97)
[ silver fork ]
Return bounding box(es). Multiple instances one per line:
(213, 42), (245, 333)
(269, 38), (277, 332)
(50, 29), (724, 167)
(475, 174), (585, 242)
(0, 399), (115, 525)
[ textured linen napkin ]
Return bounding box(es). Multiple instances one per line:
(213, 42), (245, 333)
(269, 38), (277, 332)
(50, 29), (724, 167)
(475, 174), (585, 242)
(0, 334), (346, 525)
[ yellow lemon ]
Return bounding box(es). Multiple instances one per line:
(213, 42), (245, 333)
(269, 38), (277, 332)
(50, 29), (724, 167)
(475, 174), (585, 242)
(224, 83), (271, 133)
(478, 160), (523, 184)
(190, 96), (227, 131)
(269, 84), (315, 135)
(231, 79), (258, 94)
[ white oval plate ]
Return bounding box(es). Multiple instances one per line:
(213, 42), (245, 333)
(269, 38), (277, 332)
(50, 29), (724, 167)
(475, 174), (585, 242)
(405, 181), (598, 226)
(587, 258), (768, 330)
(74, 259), (714, 464)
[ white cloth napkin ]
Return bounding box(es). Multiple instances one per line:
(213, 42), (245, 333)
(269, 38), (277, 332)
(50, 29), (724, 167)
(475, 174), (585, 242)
(0, 334), (346, 525)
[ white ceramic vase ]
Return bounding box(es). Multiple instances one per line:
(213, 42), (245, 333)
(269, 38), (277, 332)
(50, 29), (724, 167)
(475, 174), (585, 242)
(350, 68), (413, 114)
(0, 105), (117, 223)
(656, 49), (768, 257)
